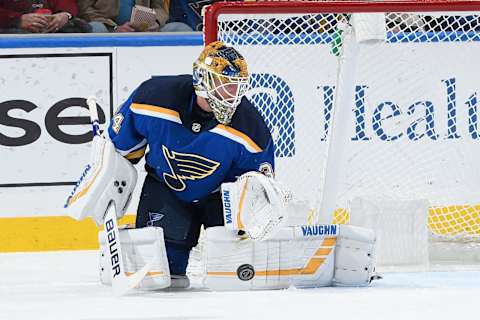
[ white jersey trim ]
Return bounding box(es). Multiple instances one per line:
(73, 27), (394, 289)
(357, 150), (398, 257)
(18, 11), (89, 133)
(117, 139), (147, 156)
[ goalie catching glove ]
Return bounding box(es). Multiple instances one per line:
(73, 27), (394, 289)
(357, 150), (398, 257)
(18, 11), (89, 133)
(221, 171), (292, 241)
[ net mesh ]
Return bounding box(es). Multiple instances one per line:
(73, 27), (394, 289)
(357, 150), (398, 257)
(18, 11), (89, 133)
(214, 6), (480, 242)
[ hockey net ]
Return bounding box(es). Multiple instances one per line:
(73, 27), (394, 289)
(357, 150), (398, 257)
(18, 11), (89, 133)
(197, 0), (480, 270)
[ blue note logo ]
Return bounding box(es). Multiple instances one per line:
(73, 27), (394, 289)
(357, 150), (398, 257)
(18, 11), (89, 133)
(147, 211), (164, 227)
(162, 145), (220, 191)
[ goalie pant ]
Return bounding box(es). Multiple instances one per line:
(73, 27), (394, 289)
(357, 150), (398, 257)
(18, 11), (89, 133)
(204, 224), (378, 290)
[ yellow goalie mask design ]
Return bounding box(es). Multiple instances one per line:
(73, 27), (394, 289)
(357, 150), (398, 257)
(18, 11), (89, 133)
(193, 41), (249, 125)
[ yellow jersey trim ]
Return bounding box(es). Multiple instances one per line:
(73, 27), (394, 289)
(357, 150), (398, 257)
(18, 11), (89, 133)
(210, 125), (263, 153)
(130, 103), (181, 124)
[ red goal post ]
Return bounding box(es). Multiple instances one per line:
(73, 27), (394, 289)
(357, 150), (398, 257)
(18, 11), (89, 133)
(201, 1), (480, 268)
(204, 1), (480, 43)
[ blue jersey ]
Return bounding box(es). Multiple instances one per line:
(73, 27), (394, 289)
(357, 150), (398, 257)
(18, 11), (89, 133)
(108, 75), (275, 202)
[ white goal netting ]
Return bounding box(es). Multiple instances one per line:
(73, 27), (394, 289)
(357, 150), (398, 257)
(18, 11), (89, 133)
(197, 1), (480, 269)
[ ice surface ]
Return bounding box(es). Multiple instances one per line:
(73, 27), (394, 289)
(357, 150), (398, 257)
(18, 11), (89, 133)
(1, 251), (479, 320)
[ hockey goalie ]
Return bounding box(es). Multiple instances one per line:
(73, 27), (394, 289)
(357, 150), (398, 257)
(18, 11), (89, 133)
(65, 41), (379, 293)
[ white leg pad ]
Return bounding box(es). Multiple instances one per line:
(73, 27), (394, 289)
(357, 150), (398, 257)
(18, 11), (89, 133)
(99, 226), (171, 290)
(203, 225), (338, 291)
(333, 225), (377, 286)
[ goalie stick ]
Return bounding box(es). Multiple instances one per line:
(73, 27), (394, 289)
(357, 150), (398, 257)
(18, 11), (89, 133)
(86, 97), (159, 296)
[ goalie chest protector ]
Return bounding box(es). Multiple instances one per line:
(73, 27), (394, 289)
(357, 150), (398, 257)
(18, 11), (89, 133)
(108, 75), (275, 202)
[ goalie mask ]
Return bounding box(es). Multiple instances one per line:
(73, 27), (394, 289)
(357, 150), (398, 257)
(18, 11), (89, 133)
(193, 41), (249, 125)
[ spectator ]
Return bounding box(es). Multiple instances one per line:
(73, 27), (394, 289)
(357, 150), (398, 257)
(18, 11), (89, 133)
(0, 0), (79, 33)
(386, 13), (425, 32)
(423, 15), (480, 32)
(78, 0), (192, 33)
(166, 0), (213, 31)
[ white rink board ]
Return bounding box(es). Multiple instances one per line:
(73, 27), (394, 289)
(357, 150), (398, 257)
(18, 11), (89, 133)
(0, 46), (202, 217)
(0, 53), (111, 185)
(1, 42), (480, 217)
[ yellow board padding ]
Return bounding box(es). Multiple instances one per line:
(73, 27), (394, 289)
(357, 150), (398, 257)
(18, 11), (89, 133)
(332, 205), (480, 238)
(0, 215), (136, 253)
(2, 204), (480, 253)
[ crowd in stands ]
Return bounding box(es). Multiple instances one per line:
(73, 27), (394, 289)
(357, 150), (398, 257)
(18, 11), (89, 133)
(0, 0), (212, 34)
(0, 1), (479, 34)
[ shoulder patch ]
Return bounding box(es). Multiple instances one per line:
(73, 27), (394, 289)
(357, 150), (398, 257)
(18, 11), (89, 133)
(259, 162), (274, 178)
